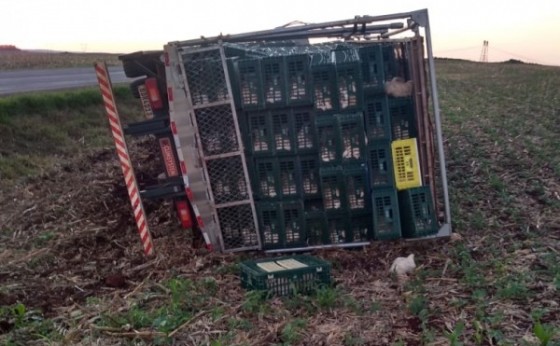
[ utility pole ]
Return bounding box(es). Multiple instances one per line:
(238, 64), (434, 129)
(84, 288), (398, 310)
(479, 40), (488, 63)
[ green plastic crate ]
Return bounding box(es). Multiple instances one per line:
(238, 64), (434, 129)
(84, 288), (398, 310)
(388, 97), (417, 140)
(299, 155), (321, 199)
(316, 113), (366, 166)
(359, 44), (385, 92)
(253, 158), (279, 199)
(311, 64), (338, 113)
(256, 202), (282, 248)
(368, 141), (395, 188)
(319, 166), (344, 212)
(262, 56), (287, 107)
(257, 201), (306, 250)
(382, 43), (401, 82)
(240, 255), (331, 296)
(271, 110), (296, 154)
(279, 158), (300, 198)
(236, 58), (263, 110)
(282, 201), (307, 248)
(286, 54), (312, 106)
(247, 111), (273, 156)
(337, 113), (366, 165)
(372, 187), (401, 240)
(247, 109), (305, 157)
(326, 210), (371, 244)
(316, 115), (338, 165)
(326, 212), (348, 244)
(348, 210), (373, 242)
(319, 164), (368, 213)
(336, 62), (363, 112)
(343, 164), (369, 213)
(305, 210), (328, 246)
(253, 157), (300, 200)
(398, 186), (438, 238)
(364, 91), (391, 142)
(293, 108), (317, 154)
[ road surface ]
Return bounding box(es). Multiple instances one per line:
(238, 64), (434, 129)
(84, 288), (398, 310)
(0, 66), (133, 96)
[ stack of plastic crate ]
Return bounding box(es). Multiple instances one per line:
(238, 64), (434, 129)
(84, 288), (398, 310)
(224, 41), (438, 248)
(311, 45), (372, 246)
(226, 45), (317, 249)
(359, 44), (402, 240)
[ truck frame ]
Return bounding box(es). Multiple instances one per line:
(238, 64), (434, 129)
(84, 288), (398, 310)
(104, 8), (451, 255)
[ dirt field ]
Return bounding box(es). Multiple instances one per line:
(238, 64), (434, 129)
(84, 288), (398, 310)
(0, 60), (559, 345)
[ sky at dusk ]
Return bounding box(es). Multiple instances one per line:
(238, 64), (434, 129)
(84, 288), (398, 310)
(1, 0), (559, 65)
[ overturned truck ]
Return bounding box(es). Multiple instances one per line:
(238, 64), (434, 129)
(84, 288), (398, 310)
(97, 8), (451, 255)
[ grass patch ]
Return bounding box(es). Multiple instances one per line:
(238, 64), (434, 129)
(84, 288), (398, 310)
(0, 87), (141, 182)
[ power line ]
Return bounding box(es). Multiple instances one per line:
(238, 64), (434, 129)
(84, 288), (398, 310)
(435, 46), (480, 53)
(489, 46), (547, 65)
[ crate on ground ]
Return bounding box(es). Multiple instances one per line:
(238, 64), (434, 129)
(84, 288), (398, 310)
(337, 113), (366, 165)
(236, 58), (263, 110)
(391, 138), (422, 190)
(368, 141), (395, 188)
(262, 56), (287, 107)
(364, 91), (391, 142)
(359, 44), (385, 92)
(389, 97), (416, 140)
(399, 186), (438, 238)
(372, 187), (401, 240)
(293, 108), (317, 154)
(286, 54), (312, 106)
(257, 201), (306, 250)
(240, 255), (331, 296)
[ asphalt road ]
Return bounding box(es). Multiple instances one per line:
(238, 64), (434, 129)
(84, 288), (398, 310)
(0, 66), (133, 96)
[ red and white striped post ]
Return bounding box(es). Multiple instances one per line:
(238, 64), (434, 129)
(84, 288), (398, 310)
(94, 62), (155, 256)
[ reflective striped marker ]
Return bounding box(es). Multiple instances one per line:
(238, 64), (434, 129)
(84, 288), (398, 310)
(168, 121), (213, 251)
(164, 47), (213, 251)
(94, 62), (155, 256)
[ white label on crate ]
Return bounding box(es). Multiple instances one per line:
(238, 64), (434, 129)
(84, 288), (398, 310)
(276, 259), (307, 270)
(257, 262), (285, 272)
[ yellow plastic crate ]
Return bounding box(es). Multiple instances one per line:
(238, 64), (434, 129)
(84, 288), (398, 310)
(391, 138), (422, 190)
